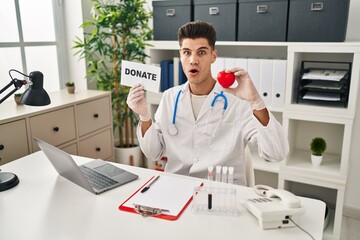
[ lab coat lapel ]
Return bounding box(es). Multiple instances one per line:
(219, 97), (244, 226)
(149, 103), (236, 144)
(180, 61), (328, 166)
(180, 84), (196, 123)
(196, 83), (222, 122)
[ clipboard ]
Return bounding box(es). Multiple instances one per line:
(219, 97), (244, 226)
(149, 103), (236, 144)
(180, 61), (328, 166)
(119, 175), (203, 220)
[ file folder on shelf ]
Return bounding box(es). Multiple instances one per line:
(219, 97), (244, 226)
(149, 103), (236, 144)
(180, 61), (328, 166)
(160, 59), (174, 92)
(260, 59), (273, 107)
(297, 61), (351, 108)
(119, 175), (203, 220)
(272, 59), (287, 109)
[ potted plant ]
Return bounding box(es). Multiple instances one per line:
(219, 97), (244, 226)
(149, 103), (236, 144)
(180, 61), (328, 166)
(310, 137), (327, 166)
(65, 81), (75, 94)
(73, 0), (152, 166)
(14, 93), (23, 105)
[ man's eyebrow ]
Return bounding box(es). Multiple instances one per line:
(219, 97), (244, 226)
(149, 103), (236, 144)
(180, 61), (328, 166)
(180, 46), (210, 51)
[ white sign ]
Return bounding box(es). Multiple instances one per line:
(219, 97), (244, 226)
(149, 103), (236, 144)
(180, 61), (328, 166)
(120, 60), (161, 93)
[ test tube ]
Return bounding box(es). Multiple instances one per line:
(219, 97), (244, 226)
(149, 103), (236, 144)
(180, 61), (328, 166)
(208, 190), (212, 210)
(228, 166), (234, 184)
(215, 165), (222, 182)
(222, 166), (228, 183)
(207, 166), (214, 181)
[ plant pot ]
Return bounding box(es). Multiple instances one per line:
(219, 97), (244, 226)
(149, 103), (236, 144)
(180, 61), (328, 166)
(114, 144), (142, 167)
(14, 95), (23, 105)
(67, 86), (75, 94)
(311, 154), (323, 167)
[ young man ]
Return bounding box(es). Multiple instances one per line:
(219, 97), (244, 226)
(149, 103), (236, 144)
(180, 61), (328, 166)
(127, 21), (288, 185)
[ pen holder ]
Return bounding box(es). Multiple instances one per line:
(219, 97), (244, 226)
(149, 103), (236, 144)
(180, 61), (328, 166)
(191, 186), (239, 216)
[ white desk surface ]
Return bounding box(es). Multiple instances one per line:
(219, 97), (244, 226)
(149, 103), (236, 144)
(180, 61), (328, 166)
(0, 151), (325, 240)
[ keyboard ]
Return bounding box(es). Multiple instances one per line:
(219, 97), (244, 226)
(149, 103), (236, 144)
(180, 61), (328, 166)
(80, 165), (118, 190)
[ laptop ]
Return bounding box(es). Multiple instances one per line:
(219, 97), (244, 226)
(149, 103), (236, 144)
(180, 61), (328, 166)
(34, 137), (138, 194)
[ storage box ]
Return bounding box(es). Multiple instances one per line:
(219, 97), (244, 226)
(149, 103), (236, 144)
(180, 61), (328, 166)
(237, 0), (288, 41)
(287, 0), (350, 42)
(153, 0), (193, 40)
(194, 0), (237, 41)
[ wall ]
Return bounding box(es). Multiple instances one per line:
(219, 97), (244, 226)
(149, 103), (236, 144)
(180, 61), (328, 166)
(346, 0), (360, 41)
(340, 0), (360, 216)
(63, 0), (87, 91)
(69, 0), (360, 213)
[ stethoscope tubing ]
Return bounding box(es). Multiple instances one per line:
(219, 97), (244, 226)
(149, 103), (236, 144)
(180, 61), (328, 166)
(169, 85), (228, 136)
(210, 91), (228, 110)
(172, 89), (182, 125)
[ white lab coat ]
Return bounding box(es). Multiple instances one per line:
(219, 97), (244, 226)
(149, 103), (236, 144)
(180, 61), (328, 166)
(137, 82), (288, 186)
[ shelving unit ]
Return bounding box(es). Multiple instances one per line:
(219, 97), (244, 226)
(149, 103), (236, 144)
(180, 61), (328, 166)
(279, 44), (360, 240)
(145, 41), (360, 240)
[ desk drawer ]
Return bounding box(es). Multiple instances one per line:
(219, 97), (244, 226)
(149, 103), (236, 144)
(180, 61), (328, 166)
(0, 119), (29, 165)
(61, 142), (78, 155)
(30, 107), (76, 151)
(78, 129), (113, 160)
(76, 97), (111, 137)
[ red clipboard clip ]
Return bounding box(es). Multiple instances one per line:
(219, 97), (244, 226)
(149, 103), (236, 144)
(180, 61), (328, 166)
(133, 204), (169, 217)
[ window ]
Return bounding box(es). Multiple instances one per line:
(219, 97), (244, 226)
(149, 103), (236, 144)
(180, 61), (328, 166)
(0, 0), (67, 99)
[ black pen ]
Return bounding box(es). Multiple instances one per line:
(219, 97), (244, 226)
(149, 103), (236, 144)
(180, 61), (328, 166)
(141, 175), (160, 193)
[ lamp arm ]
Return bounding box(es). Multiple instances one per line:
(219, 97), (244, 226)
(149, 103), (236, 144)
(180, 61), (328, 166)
(0, 79), (27, 104)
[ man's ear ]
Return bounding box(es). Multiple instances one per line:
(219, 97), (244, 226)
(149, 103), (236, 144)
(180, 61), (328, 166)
(211, 49), (218, 63)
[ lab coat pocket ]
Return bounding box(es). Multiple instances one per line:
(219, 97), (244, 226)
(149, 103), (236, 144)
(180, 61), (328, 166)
(209, 122), (235, 151)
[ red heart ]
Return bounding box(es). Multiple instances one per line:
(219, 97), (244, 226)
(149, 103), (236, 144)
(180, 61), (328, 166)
(217, 71), (235, 88)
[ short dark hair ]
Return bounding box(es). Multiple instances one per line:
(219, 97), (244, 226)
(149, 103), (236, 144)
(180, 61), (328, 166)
(177, 21), (217, 49)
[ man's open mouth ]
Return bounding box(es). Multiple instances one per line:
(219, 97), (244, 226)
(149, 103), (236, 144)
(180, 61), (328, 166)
(189, 68), (199, 74)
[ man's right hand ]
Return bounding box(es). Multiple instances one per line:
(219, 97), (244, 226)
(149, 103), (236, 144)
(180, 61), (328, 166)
(126, 83), (151, 121)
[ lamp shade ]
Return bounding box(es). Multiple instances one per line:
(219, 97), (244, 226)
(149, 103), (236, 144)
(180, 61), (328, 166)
(20, 71), (51, 106)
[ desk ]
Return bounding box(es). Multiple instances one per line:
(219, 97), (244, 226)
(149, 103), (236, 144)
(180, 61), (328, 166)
(0, 152), (325, 240)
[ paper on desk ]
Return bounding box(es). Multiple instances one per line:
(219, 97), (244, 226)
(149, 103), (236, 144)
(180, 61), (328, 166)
(120, 60), (161, 93)
(122, 175), (202, 217)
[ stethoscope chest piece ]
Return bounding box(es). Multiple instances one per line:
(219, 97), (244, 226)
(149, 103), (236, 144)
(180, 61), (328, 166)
(168, 124), (178, 136)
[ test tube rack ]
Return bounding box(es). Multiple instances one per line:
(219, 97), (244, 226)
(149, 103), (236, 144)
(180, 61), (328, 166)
(191, 186), (239, 216)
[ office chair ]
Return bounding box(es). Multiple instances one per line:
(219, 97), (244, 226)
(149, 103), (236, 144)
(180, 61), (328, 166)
(244, 146), (255, 187)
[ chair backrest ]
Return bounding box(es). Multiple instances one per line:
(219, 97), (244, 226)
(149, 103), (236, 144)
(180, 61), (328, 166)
(245, 146), (255, 187)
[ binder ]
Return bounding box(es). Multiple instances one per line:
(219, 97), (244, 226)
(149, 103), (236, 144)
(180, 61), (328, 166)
(272, 59), (287, 109)
(247, 58), (261, 91)
(119, 175), (203, 220)
(173, 57), (180, 86)
(260, 59), (273, 107)
(160, 59), (173, 92)
(169, 62), (174, 89)
(211, 57), (225, 79)
(236, 58), (248, 71)
(224, 57), (237, 69)
(178, 62), (187, 85)
(173, 57), (187, 86)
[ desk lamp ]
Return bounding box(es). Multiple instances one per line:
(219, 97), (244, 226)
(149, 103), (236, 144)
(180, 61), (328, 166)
(0, 69), (51, 192)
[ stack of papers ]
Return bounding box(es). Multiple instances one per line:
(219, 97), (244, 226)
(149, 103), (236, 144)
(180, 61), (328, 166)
(303, 81), (344, 91)
(302, 92), (341, 101)
(302, 69), (347, 81)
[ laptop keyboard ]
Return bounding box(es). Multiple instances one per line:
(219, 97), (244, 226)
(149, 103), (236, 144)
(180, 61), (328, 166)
(79, 165), (118, 190)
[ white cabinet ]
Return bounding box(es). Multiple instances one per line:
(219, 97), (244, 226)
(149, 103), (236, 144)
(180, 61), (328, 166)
(145, 40), (360, 240)
(0, 89), (114, 164)
(279, 44), (360, 240)
(30, 106), (77, 151)
(0, 119), (29, 165)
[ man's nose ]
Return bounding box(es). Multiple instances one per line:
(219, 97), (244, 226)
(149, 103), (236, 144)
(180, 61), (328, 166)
(190, 55), (199, 65)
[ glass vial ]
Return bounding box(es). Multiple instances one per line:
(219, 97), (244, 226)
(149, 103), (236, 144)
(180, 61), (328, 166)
(207, 166), (214, 181)
(215, 165), (222, 182)
(222, 166), (228, 183)
(228, 166), (234, 184)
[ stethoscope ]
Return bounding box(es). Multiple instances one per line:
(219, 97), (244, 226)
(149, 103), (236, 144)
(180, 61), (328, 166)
(168, 86), (228, 137)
